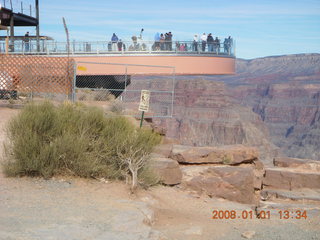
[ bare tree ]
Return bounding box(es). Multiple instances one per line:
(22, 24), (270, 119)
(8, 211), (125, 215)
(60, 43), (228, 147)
(117, 145), (150, 193)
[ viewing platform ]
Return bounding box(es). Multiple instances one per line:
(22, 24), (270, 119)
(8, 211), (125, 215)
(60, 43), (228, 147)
(0, 39), (236, 75)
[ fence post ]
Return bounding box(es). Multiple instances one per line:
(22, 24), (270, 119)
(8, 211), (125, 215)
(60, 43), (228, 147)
(72, 63), (77, 102)
(171, 67), (176, 117)
(123, 65), (128, 102)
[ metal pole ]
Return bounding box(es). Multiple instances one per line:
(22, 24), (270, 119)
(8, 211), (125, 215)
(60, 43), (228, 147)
(9, 15), (14, 52)
(35, 0), (40, 52)
(140, 111), (145, 128)
(21, 1), (23, 13)
(124, 65), (128, 102)
(72, 63), (76, 102)
(5, 33), (9, 55)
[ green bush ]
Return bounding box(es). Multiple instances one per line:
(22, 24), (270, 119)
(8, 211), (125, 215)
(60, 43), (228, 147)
(3, 101), (161, 187)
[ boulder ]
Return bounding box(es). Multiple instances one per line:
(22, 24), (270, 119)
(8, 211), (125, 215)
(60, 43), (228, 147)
(150, 157), (182, 185)
(274, 157), (320, 171)
(181, 165), (256, 204)
(263, 167), (320, 190)
(170, 144), (259, 165)
(152, 144), (173, 158)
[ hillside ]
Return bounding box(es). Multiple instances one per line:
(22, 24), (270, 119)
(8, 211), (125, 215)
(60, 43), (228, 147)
(209, 53), (320, 160)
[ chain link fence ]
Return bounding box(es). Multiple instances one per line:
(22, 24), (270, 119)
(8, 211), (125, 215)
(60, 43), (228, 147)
(0, 56), (175, 118)
(0, 55), (75, 101)
(74, 62), (175, 118)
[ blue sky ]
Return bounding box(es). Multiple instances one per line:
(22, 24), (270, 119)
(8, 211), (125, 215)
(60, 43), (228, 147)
(3, 0), (320, 59)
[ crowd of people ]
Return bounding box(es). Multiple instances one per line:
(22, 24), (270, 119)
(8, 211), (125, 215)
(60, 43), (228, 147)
(195, 33), (233, 54)
(153, 32), (173, 51)
(108, 31), (233, 54)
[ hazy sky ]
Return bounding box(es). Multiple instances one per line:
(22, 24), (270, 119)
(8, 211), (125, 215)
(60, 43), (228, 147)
(3, 0), (320, 59)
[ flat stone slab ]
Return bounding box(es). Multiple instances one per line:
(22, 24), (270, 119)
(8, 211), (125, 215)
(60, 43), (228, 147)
(261, 188), (320, 202)
(263, 167), (320, 190)
(274, 157), (320, 171)
(170, 144), (259, 165)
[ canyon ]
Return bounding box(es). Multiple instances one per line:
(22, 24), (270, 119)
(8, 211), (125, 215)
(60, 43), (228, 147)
(213, 53), (320, 160)
(148, 53), (320, 162)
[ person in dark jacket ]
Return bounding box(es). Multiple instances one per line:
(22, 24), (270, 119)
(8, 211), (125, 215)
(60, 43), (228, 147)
(201, 33), (207, 51)
(167, 32), (173, 51)
(214, 37), (220, 54)
(111, 33), (119, 51)
(117, 39), (123, 51)
(24, 32), (30, 52)
(193, 34), (198, 52)
(207, 33), (214, 52)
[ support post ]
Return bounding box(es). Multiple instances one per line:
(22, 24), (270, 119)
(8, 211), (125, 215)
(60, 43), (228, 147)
(140, 111), (145, 128)
(5, 36), (9, 55)
(72, 63), (77, 102)
(35, 0), (40, 52)
(9, 15), (14, 52)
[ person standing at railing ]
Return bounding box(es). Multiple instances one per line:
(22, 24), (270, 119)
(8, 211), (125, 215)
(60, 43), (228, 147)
(24, 32), (30, 52)
(160, 33), (165, 50)
(118, 39), (123, 51)
(214, 37), (220, 54)
(164, 33), (169, 50)
(131, 35), (137, 50)
(154, 32), (160, 51)
(227, 36), (233, 55)
(207, 33), (214, 52)
(167, 32), (173, 51)
(111, 33), (118, 51)
(192, 34), (198, 52)
(201, 33), (207, 52)
(223, 37), (228, 54)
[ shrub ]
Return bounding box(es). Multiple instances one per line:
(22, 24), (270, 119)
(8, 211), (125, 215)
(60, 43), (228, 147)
(109, 100), (124, 114)
(2, 101), (161, 188)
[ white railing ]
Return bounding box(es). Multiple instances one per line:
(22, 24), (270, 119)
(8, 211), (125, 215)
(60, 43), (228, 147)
(0, 39), (235, 57)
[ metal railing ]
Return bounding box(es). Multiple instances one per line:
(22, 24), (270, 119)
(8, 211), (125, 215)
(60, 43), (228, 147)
(0, 39), (235, 57)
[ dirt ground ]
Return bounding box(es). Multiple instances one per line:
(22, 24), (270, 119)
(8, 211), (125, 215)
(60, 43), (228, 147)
(0, 106), (319, 240)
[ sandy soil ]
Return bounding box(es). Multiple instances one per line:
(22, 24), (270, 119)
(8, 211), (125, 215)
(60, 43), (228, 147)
(0, 106), (319, 240)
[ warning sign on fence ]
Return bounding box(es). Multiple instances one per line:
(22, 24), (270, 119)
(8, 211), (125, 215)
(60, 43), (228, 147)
(138, 90), (150, 112)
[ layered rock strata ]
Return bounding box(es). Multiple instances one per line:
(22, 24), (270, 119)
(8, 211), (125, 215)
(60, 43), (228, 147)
(207, 54), (320, 160)
(150, 79), (278, 163)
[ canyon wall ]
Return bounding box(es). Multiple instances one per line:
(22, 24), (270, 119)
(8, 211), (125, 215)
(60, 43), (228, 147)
(208, 54), (320, 160)
(149, 79), (278, 163)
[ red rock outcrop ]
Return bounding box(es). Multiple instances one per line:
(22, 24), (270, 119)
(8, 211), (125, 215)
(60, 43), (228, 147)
(263, 168), (320, 190)
(151, 79), (278, 163)
(150, 157), (182, 185)
(181, 165), (257, 204)
(150, 144), (265, 204)
(274, 157), (320, 171)
(170, 144), (259, 165)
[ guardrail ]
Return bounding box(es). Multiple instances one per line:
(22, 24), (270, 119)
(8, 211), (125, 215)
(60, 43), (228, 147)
(0, 39), (235, 57)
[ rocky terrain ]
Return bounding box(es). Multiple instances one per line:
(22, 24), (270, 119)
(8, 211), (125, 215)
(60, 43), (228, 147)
(131, 54), (320, 162)
(1, 106), (320, 240)
(148, 79), (278, 164)
(207, 53), (320, 160)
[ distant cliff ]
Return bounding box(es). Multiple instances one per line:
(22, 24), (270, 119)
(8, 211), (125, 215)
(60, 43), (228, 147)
(210, 53), (320, 160)
(151, 79), (278, 163)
